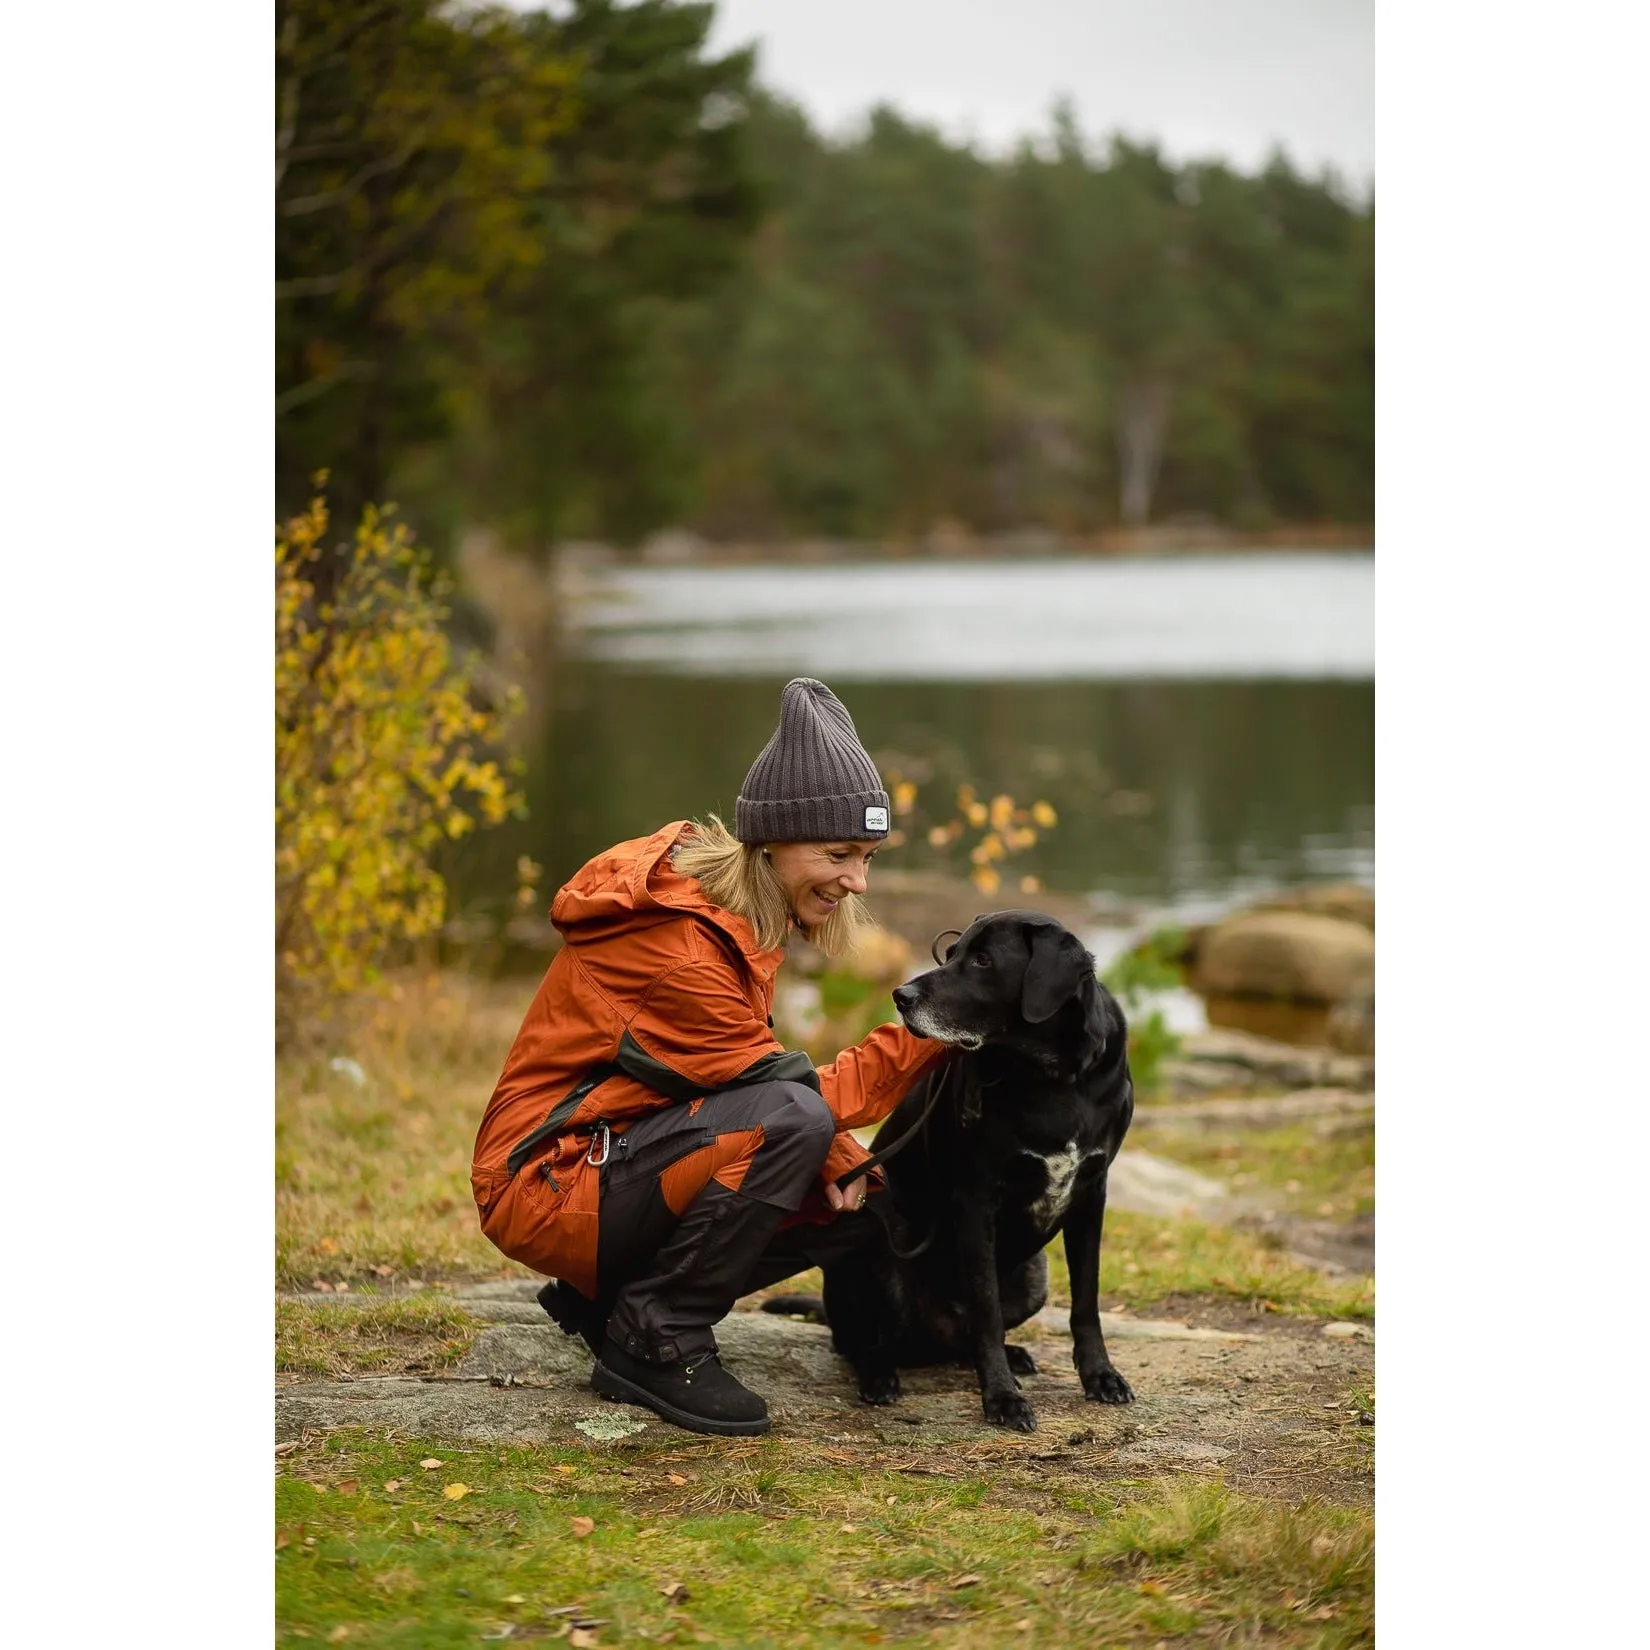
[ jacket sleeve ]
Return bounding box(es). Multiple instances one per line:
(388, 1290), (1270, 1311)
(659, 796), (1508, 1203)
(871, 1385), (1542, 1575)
(816, 1019), (950, 1130)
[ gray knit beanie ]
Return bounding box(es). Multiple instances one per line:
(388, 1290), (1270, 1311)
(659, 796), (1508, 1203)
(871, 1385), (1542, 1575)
(735, 678), (891, 844)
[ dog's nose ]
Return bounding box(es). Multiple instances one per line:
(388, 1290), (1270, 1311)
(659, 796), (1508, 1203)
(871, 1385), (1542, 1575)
(892, 983), (916, 1012)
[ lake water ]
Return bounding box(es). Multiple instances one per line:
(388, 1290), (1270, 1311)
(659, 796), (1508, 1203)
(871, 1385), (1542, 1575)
(456, 553), (1373, 1011)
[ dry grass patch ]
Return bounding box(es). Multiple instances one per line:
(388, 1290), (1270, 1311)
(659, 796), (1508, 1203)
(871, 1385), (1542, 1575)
(277, 970), (535, 1288)
(276, 1296), (485, 1379)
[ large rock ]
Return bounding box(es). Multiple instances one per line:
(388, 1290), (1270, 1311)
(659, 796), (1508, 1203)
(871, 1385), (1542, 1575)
(1326, 985), (1375, 1056)
(1251, 883), (1374, 931)
(1193, 911), (1374, 1006)
(1161, 1028), (1373, 1095)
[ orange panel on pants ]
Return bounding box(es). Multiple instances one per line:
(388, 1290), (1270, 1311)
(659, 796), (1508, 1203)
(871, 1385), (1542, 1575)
(657, 1124), (765, 1215)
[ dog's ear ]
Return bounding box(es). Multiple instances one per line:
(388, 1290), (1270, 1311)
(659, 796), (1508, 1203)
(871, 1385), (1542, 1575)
(1021, 925), (1094, 1024)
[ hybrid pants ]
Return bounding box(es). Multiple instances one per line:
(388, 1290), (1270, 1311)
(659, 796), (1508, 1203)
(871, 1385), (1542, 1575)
(592, 1079), (877, 1363)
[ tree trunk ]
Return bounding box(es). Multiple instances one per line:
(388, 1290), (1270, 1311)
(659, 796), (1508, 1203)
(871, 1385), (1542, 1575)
(1115, 377), (1171, 526)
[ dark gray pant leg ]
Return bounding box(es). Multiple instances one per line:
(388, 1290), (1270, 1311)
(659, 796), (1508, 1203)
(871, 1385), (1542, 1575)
(601, 1080), (835, 1362)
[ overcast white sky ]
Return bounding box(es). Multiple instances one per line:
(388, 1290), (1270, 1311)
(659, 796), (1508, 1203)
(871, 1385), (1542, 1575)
(705, 0), (1372, 183)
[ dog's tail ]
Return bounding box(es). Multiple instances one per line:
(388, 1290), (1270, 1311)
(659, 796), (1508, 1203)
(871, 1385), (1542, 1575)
(759, 1293), (828, 1324)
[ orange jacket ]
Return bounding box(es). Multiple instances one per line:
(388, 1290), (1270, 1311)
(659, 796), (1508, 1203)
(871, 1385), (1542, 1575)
(470, 821), (946, 1297)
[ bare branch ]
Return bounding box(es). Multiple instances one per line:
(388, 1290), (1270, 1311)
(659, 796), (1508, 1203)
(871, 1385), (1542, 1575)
(276, 360), (379, 416)
(276, 271), (355, 300)
(275, 12), (302, 195)
(279, 120), (435, 218)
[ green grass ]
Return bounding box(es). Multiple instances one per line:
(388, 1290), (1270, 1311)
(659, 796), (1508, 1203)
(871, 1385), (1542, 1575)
(276, 1430), (1372, 1647)
(1139, 1116), (1375, 1223)
(276, 1297), (485, 1379)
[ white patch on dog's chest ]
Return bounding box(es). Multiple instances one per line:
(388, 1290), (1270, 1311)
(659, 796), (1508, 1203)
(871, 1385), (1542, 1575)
(1027, 1140), (1084, 1226)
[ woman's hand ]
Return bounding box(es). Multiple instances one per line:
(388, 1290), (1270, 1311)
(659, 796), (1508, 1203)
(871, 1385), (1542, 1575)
(824, 1177), (868, 1214)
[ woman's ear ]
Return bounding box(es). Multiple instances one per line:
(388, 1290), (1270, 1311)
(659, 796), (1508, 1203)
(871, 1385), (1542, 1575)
(1021, 925), (1093, 1024)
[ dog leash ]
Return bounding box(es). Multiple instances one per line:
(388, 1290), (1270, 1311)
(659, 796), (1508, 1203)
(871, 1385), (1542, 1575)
(832, 923), (967, 1197)
(832, 1055), (958, 1195)
(831, 1053), (961, 1261)
(827, 926), (975, 1258)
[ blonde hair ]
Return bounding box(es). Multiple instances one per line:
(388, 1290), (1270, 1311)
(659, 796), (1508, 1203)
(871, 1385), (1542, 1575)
(671, 814), (871, 957)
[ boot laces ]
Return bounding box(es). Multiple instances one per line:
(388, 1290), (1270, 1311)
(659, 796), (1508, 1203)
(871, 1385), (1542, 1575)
(681, 1349), (719, 1384)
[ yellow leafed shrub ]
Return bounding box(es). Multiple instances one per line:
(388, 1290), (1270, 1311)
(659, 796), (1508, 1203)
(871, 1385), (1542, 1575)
(276, 487), (524, 1021)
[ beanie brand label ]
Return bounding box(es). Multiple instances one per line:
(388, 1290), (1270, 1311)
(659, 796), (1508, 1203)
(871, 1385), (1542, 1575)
(864, 805), (890, 833)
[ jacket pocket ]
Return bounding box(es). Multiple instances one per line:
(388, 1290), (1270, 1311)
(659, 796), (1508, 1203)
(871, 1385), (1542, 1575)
(470, 1165), (509, 1221)
(482, 1146), (602, 1299)
(607, 1123), (717, 1181)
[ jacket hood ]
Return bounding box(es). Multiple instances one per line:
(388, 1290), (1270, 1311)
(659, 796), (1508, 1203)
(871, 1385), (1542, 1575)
(550, 821), (773, 966)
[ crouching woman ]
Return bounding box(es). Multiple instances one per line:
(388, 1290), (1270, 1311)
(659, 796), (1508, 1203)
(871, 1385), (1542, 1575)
(470, 678), (945, 1436)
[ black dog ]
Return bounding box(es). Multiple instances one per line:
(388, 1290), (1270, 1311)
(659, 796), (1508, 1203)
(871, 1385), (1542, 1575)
(769, 911), (1134, 1431)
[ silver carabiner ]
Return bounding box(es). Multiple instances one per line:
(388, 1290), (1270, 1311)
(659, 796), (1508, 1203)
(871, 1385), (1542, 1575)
(587, 1122), (611, 1167)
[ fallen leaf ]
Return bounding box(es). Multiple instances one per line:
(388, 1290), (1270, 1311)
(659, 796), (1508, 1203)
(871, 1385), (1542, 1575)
(885, 1495), (896, 1505)
(839, 1523), (857, 1534)
(327, 1629), (349, 1644)
(951, 1575), (982, 1589)
(1310, 1533), (1335, 1556)
(660, 1582), (690, 1605)
(383, 1481), (403, 1493)
(1012, 1623), (1032, 1633)
(276, 1527), (295, 1550)
(568, 1632), (599, 1649)
(554, 1464), (577, 1475)
(502, 1594), (526, 1604)
(1311, 1605), (1338, 1620)
(443, 1483), (472, 1500)
(276, 1441), (301, 1457)
(318, 1238), (339, 1256)
(411, 1521), (423, 1536)
(420, 1458), (443, 1470)
(336, 1479), (359, 1496)
(374, 1264), (395, 1278)
(1139, 1580), (1166, 1596)
(570, 1516), (595, 1538)
(666, 1473), (687, 1486)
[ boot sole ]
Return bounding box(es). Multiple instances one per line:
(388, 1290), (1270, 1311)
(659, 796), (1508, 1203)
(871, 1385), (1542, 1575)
(590, 1361), (772, 1437)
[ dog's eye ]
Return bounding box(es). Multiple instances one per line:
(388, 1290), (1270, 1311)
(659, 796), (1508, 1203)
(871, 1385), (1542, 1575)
(970, 953), (993, 968)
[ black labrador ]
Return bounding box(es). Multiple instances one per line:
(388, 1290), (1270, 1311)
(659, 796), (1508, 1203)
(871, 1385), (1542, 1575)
(769, 911), (1134, 1431)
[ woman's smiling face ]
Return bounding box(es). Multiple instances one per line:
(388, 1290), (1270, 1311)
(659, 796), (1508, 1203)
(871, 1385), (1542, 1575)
(765, 840), (881, 930)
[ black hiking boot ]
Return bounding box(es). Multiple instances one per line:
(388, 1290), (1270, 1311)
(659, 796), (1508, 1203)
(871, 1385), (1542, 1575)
(537, 1279), (606, 1357)
(591, 1339), (771, 1437)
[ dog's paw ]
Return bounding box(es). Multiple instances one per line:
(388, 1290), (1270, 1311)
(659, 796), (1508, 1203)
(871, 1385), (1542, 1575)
(982, 1388), (1038, 1432)
(1082, 1366), (1134, 1405)
(1003, 1344), (1039, 1376)
(857, 1370), (902, 1406)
